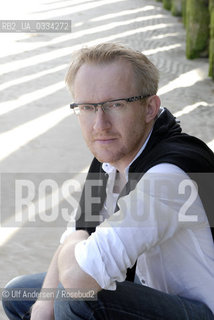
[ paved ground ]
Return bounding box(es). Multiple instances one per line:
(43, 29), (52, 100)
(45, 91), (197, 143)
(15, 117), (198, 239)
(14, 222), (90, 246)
(0, 0), (214, 318)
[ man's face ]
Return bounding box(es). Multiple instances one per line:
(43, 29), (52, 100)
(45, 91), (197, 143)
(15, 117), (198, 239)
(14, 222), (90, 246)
(73, 60), (151, 171)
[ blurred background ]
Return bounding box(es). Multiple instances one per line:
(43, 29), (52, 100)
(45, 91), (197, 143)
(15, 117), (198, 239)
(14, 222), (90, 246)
(0, 0), (213, 318)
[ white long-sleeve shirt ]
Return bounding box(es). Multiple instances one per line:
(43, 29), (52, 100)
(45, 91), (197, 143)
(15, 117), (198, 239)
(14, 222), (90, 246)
(60, 156), (214, 314)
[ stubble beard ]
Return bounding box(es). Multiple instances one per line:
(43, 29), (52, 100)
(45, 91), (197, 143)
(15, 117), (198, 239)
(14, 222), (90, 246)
(89, 143), (127, 166)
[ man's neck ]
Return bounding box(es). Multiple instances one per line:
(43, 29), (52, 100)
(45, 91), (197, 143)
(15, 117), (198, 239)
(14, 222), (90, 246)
(113, 170), (127, 194)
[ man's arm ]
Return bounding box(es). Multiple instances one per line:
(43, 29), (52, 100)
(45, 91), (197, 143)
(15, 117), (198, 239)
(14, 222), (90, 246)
(58, 230), (101, 292)
(68, 164), (208, 291)
(31, 230), (100, 320)
(30, 245), (62, 320)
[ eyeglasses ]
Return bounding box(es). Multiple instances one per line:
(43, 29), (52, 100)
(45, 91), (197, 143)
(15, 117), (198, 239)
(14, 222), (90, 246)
(70, 95), (150, 116)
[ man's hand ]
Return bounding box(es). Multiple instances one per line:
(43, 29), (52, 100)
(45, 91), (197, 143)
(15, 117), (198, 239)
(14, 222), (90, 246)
(30, 300), (54, 320)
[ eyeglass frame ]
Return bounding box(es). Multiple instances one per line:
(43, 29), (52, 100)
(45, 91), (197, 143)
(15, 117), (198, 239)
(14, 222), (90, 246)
(70, 95), (151, 114)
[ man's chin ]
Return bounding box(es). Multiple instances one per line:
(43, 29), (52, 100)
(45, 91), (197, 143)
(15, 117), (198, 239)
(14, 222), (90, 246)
(92, 151), (118, 164)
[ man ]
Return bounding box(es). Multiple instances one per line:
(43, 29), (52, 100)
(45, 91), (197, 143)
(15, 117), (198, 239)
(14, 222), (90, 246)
(3, 42), (214, 319)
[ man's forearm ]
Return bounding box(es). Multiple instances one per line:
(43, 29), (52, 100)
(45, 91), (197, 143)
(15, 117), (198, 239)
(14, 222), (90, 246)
(41, 244), (62, 289)
(30, 245), (63, 320)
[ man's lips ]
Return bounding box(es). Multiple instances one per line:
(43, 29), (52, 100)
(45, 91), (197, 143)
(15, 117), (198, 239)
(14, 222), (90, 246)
(94, 137), (117, 144)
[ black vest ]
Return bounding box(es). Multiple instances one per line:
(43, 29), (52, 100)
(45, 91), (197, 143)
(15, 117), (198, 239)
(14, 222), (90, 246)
(76, 108), (214, 280)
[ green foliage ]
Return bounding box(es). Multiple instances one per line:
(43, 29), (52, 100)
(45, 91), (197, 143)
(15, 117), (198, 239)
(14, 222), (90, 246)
(171, 0), (182, 16)
(209, 0), (214, 78)
(186, 0), (209, 59)
(163, 0), (171, 10)
(182, 0), (187, 26)
(152, 0), (213, 80)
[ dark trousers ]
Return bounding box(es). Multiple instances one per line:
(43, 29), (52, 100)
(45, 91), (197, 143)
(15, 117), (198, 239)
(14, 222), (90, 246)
(2, 272), (214, 320)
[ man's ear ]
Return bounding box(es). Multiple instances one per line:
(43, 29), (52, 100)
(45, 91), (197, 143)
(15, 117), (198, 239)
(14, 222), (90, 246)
(145, 95), (161, 123)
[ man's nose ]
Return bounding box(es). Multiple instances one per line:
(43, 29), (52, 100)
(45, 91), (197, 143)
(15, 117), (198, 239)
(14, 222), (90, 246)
(92, 107), (111, 131)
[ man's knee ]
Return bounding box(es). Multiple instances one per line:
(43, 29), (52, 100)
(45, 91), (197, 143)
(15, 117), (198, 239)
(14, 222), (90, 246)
(2, 275), (25, 307)
(2, 275), (32, 319)
(2, 273), (45, 319)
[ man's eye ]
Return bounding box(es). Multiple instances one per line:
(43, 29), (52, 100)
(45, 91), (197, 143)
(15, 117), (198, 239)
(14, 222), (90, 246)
(80, 105), (94, 111)
(112, 101), (125, 108)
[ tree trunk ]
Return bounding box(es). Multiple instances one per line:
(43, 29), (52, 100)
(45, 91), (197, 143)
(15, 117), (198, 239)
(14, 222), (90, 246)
(171, 0), (182, 16)
(186, 0), (209, 59)
(209, 0), (214, 79)
(163, 0), (171, 10)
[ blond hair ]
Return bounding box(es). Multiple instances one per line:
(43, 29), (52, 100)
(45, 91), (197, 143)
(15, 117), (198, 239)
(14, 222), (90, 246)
(65, 42), (159, 97)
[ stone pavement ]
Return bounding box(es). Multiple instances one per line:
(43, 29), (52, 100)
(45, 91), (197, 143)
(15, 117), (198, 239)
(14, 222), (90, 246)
(0, 0), (214, 318)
